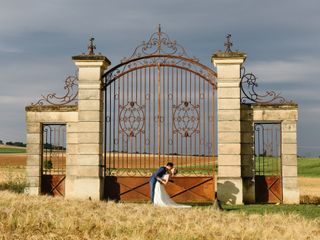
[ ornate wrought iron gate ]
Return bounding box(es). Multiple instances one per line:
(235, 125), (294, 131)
(254, 123), (282, 203)
(41, 124), (66, 196)
(103, 28), (216, 202)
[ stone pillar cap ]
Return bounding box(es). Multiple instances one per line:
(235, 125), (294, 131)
(72, 54), (111, 65)
(211, 51), (247, 66)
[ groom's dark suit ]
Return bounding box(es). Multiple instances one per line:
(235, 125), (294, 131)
(149, 166), (167, 203)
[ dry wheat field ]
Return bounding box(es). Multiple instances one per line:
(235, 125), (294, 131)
(1, 152), (320, 239)
(0, 191), (319, 240)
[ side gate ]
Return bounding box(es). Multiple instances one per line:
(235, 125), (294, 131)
(254, 123), (282, 203)
(41, 124), (66, 196)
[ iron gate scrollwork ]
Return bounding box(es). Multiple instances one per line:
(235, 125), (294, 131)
(103, 27), (217, 202)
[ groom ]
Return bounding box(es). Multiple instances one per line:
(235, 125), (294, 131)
(149, 162), (174, 203)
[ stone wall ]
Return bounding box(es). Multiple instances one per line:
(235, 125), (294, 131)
(25, 105), (78, 195)
(241, 103), (299, 204)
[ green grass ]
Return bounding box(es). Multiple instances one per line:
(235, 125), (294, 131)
(222, 204), (320, 219)
(298, 157), (320, 177)
(0, 148), (26, 154)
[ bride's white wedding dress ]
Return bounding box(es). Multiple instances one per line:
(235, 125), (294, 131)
(153, 174), (191, 208)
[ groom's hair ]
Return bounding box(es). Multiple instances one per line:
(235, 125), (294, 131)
(166, 162), (174, 167)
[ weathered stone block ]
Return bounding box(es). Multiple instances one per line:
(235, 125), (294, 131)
(282, 165), (297, 177)
(282, 121), (297, 132)
(282, 132), (297, 144)
(26, 154), (41, 166)
(78, 89), (102, 100)
(78, 111), (101, 121)
(283, 186), (299, 204)
(218, 121), (241, 132)
(26, 166), (40, 177)
(26, 133), (41, 144)
(78, 122), (101, 133)
(77, 154), (101, 165)
(66, 154), (77, 165)
(78, 132), (101, 144)
(67, 132), (78, 144)
(217, 177), (243, 204)
(65, 177), (103, 200)
(218, 87), (240, 99)
(78, 143), (100, 155)
(218, 110), (240, 121)
(218, 154), (241, 165)
(282, 143), (297, 155)
(218, 99), (240, 110)
(218, 143), (241, 155)
(78, 100), (101, 111)
(282, 177), (298, 188)
(26, 122), (41, 133)
(215, 63), (242, 79)
(218, 132), (240, 143)
(26, 186), (40, 195)
(253, 109), (298, 121)
(67, 143), (78, 155)
(26, 176), (40, 187)
(218, 165), (241, 177)
(67, 122), (78, 133)
(27, 143), (41, 155)
(282, 154), (297, 165)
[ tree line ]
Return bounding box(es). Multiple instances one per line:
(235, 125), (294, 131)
(0, 140), (26, 147)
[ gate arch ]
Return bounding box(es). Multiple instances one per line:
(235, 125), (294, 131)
(103, 27), (217, 202)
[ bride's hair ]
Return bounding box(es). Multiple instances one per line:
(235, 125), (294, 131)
(172, 168), (178, 175)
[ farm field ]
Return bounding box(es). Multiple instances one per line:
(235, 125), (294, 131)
(0, 153), (320, 239)
(0, 154), (320, 195)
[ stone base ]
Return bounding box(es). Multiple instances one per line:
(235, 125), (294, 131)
(65, 177), (104, 200)
(283, 188), (299, 204)
(242, 177), (255, 203)
(25, 186), (40, 195)
(217, 177), (243, 204)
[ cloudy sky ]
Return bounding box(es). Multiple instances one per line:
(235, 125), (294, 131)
(0, 0), (319, 156)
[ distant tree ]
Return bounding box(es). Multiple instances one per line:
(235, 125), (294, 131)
(0, 139), (3, 144)
(5, 141), (26, 147)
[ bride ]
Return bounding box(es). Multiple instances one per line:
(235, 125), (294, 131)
(153, 168), (191, 208)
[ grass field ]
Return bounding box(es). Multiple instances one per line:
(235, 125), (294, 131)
(0, 191), (319, 240)
(0, 144), (26, 154)
(298, 157), (320, 177)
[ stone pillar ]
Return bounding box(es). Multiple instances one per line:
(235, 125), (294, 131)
(68, 54), (110, 200)
(25, 119), (42, 195)
(212, 52), (246, 204)
(282, 118), (299, 203)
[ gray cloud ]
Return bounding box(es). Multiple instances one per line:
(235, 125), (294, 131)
(0, 0), (319, 155)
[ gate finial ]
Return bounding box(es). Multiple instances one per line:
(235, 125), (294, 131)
(224, 34), (233, 53)
(157, 24), (161, 54)
(88, 37), (96, 55)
